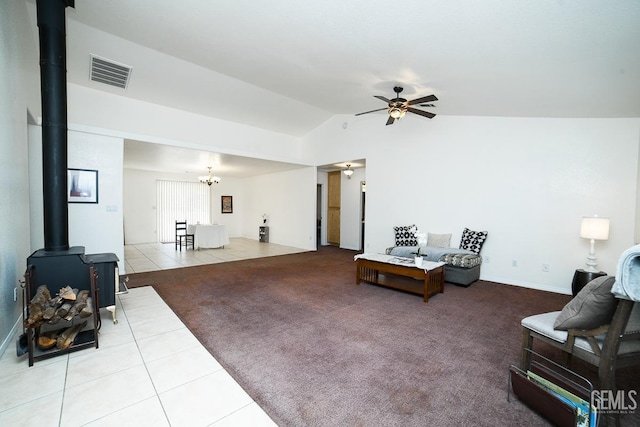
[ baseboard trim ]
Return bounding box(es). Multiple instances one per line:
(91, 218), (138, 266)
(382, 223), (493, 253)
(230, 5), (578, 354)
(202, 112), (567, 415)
(480, 275), (572, 295)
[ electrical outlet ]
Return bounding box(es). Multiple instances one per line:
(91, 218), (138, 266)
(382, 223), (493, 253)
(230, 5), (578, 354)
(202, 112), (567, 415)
(484, 256), (490, 263)
(512, 260), (518, 267)
(13, 287), (17, 302)
(542, 264), (550, 272)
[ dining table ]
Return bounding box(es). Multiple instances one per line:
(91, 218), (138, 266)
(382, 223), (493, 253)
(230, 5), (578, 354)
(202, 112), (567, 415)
(187, 224), (229, 249)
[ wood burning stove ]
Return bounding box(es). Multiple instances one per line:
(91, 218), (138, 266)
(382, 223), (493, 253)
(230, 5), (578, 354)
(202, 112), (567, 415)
(27, 248), (122, 324)
(21, 0), (124, 365)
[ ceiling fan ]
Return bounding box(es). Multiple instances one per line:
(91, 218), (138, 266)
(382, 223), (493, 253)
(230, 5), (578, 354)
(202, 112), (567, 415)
(355, 86), (438, 126)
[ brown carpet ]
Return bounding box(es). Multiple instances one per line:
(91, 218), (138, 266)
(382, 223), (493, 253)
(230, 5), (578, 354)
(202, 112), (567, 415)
(125, 246), (639, 426)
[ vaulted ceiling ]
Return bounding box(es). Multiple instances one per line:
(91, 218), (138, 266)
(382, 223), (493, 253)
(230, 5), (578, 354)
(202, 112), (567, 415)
(26, 0), (640, 174)
(59, 0), (640, 135)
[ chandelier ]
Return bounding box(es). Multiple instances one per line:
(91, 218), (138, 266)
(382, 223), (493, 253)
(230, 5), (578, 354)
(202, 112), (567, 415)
(199, 167), (220, 186)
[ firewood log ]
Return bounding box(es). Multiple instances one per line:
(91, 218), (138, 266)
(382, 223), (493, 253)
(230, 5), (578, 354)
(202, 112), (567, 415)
(79, 297), (93, 318)
(58, 286), (77, 301)
(24, 285), (52, 328)
(37, 330), (58, 350)
(55, 302), (72, 318)
(49, 295), (63, 307)
(42, 305), (56, 320)
(74, 290), (89, 311)
(25, 305), (44, 329)
(34, 284), (51, 301)
(62, 290), (89, 321)
(56, 321), (87, 350)
(48, 314), (61, 325)
(43, 296), (63, 320)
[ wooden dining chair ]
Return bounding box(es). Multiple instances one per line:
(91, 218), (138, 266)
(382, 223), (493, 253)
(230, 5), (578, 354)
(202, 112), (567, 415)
(175, 220), (194, 251)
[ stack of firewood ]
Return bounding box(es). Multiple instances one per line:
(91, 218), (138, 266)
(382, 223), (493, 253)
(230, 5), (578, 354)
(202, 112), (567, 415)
(24, 285), (93, 350)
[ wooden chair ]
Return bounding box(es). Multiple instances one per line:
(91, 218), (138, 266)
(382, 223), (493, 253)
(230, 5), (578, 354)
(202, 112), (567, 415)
(521, 298), (640, 425)
(175, 220), (194, 251)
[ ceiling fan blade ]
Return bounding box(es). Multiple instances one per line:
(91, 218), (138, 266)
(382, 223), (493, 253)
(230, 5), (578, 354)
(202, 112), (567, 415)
(374, 95), (391, 103)
(408, 94), (438, 105)
(386, 116), (395, 126)
(355, 107), (388, 116)
(407, 107), (436, 119)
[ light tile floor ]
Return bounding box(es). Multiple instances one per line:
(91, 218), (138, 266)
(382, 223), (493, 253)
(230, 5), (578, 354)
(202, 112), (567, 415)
(0, 239), (308, 426)
(123, 237), (307, 274)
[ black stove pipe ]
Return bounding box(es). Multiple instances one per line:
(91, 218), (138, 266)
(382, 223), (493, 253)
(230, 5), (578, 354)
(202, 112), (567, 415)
(36, 0), (74, 252)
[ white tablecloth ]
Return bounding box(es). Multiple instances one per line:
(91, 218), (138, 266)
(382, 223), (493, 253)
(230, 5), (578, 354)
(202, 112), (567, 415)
(354, 253), (445, 271)
(187, 224), (229, 249)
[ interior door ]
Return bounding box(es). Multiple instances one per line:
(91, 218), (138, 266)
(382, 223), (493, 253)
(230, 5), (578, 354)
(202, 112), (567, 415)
(327, 171), (341, 246)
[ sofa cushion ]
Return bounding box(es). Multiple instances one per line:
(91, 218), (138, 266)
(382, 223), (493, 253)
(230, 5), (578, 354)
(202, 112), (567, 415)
(553, 276), (618, 331)
(439, 253), (482, 268)
(393, 225), (417, 246)
(427, 233), (451, 248)
(459, 228), (488, 254)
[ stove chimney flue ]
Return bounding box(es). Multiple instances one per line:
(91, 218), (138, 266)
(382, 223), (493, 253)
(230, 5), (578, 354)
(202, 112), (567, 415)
(37, 0), (74, 252)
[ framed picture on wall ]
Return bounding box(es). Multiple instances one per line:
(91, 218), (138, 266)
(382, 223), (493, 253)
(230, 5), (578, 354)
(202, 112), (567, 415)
(221, 195), (233, 214)
(68, 168), (98, 203)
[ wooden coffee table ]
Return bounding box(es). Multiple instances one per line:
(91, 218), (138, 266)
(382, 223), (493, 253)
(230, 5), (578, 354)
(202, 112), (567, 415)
(355, 254), (445, 302)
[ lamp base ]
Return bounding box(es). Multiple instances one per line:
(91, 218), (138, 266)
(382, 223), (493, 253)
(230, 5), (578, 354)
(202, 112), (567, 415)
(571, 269), (607, 296)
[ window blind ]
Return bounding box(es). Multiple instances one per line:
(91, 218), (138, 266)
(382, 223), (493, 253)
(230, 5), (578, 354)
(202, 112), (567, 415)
(156, 180), (211, 243)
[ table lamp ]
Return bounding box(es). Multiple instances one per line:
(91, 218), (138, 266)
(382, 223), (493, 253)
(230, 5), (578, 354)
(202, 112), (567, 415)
(580, 216), (610, 272)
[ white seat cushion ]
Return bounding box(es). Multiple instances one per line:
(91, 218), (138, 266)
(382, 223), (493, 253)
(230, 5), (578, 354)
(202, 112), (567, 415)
(522, 311), (640, 356)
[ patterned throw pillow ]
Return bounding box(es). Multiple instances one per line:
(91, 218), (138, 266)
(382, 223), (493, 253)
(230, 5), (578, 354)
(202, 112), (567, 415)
(459, 228), (488, 254)
(393, 225), (417, 246)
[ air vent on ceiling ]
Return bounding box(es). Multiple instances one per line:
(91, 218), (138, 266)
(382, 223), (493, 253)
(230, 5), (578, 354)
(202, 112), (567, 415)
(90, 54), (132, 89)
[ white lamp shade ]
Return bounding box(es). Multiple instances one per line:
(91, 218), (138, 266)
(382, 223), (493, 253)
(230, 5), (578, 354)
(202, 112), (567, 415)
(580, 217), (610, 240)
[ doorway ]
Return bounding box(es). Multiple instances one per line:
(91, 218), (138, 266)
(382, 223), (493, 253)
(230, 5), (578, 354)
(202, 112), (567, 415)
(316, 184), (322, 249)
(360, 181), (366, 251)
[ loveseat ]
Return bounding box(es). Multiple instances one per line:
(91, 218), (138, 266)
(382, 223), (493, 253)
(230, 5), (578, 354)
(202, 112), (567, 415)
(386, 226), (488, 287)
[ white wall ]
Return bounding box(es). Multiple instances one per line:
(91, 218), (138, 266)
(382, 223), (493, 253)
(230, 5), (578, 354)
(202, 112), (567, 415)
(68, 131), (124, 262)
(67, 84), (318, 258)
(242, 167), (317, 250)
(29, 126), (125, 270)
(302, 114), (640, 294)
(123, 168), (246, 244)
(122, 167), (316, 252)
(68, 84), (304, 164)
(0, 0), (40, 355)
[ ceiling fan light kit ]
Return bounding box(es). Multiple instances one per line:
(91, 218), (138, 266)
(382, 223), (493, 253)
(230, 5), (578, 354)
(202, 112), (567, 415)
(356, 86), (437, 126)
(388, 106), (406, 119)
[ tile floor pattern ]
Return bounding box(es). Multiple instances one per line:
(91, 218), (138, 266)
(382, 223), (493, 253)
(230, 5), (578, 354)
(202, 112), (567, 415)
(1, 239), (307, 426)
(123, 237), (307, 274)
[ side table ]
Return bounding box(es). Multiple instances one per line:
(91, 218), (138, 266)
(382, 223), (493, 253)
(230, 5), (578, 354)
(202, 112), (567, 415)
(259, 226), (269, 243)
(571, 269), (607, 296)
